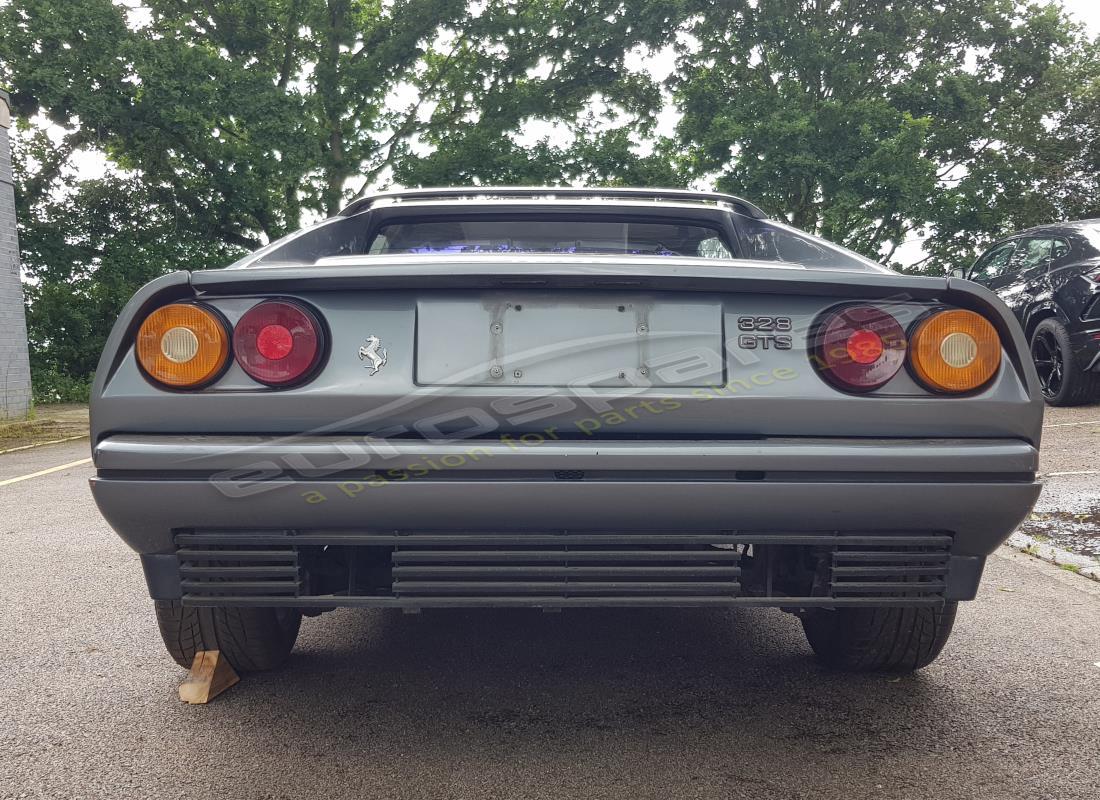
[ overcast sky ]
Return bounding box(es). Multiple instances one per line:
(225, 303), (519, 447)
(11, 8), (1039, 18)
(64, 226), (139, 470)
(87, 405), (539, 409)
(1062, 0), (1100, 32)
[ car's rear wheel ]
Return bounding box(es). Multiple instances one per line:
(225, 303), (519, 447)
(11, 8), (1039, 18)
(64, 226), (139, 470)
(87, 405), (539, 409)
(800, 603), (957, 672)
(1031, 318), (1100, 406)
(153, 601), (301, 671)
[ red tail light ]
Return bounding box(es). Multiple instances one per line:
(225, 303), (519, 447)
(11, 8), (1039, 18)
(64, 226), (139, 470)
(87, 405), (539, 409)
(812, 305), (906, 392)
(233, 300), (324, 386)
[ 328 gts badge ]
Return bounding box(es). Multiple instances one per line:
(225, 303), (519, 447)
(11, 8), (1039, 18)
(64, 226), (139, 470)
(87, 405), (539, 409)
(736, 316), (793, 350)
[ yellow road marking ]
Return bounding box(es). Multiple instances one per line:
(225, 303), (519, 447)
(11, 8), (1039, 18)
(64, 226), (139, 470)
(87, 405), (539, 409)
(0, 457), (93, 487)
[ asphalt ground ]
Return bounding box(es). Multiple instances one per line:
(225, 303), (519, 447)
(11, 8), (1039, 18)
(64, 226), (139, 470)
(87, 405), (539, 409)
(2, 408), (1099, 800)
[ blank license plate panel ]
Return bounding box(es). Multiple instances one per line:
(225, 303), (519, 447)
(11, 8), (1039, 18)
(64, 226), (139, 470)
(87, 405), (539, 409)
(416, 292), (724, 387)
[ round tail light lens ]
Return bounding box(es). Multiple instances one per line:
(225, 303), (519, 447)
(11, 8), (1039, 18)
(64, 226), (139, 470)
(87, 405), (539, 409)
(233, 300), (324, 386)
(136, 303), (230, 388)
(813, 305), (907, 392)
(909, 309), (1000, 393)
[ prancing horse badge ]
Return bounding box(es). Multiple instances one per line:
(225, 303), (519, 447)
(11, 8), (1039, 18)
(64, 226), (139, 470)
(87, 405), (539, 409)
(358, 335), (388, 375)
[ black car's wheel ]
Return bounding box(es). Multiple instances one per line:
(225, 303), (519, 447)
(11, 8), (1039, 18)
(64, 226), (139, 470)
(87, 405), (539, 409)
(1030, 318), (1100, 406)
(153, 601), (301, 671)
(801, 603), (957, 672)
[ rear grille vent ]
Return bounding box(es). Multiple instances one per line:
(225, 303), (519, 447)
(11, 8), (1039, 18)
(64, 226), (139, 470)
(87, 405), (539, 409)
(177, 544), (302, 599)
(391, 537), (742, 601)
(172, 530), (953, 608)
(828, 545), (950, 598)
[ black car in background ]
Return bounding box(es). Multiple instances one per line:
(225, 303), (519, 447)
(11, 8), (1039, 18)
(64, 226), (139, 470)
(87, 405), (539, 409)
(964, 220), (1100, 405)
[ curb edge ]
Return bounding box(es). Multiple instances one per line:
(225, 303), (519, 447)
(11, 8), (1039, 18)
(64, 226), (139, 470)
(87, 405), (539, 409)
(1005, 531), (1100, 582)
(0, 434), (89, 456)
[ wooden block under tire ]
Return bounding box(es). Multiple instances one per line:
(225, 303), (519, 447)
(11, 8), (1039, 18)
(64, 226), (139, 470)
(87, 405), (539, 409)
(178, 650), (240, 704)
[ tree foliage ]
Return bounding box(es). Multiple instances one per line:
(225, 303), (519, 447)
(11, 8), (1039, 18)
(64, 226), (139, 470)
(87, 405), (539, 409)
(390, 0), (682, 187)
(1, 0), (676, 242)
(2, 0), (1099, 392)
(672, 0), (1095, 269)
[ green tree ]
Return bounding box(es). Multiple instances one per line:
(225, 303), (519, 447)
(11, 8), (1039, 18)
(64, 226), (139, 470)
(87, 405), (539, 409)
(671, 0), (1096, 271)
(13, 130), (242, 400)
(392, 0), (682, 187)
(0, 0), (471, 245)
(1034, 72), (1100, 224)
(1, 0), (677, 241)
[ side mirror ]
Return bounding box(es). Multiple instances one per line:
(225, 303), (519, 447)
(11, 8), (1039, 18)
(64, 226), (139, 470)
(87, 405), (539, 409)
(948, 267), (968, 279)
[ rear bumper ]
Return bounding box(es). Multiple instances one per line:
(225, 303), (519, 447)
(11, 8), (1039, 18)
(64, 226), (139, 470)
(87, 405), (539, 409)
(90, 435), (1041, 607)
(92, 434), (1040, 554)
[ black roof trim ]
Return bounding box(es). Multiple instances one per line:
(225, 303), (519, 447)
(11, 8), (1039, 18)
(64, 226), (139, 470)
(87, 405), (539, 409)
(339, 186), (769, 219)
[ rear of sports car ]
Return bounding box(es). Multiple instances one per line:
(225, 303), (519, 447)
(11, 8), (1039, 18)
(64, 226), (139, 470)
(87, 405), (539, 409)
(89, 190), (1043, 674)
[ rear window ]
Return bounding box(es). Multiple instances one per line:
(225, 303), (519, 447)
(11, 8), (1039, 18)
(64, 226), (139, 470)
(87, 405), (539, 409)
(735, 216), (884, 271)
(236, 209), (882, 271)
(368, 219), (732, 258)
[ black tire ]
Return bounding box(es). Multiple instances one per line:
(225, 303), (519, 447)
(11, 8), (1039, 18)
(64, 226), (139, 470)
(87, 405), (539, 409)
(801, 602), (957, 672)
(1031, 318), (1100, 406)
(154, 601), (301, 671)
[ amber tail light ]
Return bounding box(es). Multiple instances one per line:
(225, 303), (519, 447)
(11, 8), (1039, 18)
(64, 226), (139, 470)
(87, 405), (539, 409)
(135, 303), (230, 388)
(908, 309), (1001, 393)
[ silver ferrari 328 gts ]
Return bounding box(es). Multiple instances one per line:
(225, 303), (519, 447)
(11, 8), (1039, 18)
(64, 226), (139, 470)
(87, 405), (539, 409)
(90, 188), (1043, 673)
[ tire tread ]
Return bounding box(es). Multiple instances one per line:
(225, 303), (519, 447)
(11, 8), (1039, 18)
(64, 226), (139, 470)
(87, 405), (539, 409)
(153, 601), (300, 671)
(802, 602), (957, 672)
